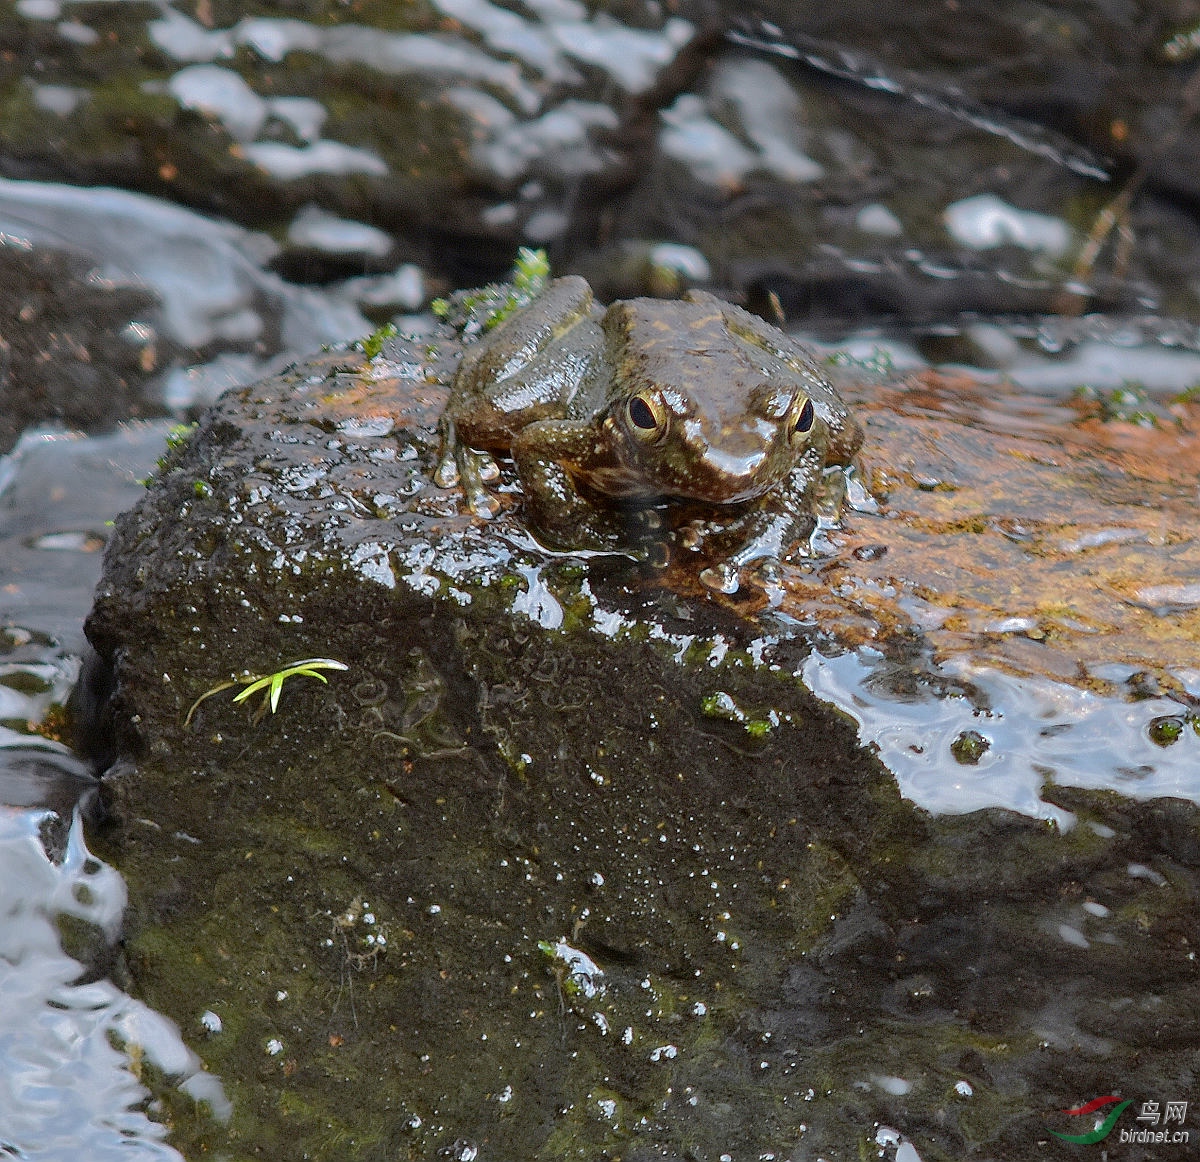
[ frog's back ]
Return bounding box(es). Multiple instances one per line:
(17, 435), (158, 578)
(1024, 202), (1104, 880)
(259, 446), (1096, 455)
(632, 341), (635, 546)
(446, 276), (607, 449)
(603, 296), (792, 430)
(454, 276), (597, 393)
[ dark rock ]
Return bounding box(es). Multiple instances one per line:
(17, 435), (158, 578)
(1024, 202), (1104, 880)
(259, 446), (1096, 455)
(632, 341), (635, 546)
(0, 245), (171, 454)
(81, 332), (1200, 1159)
(815, 890), (893, 967)
(83, 337), (916, 1156)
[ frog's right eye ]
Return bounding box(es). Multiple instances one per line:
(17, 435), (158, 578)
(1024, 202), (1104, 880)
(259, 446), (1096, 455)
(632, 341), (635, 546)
(786, 395), (816, 445)
(625, 392), (667, 441)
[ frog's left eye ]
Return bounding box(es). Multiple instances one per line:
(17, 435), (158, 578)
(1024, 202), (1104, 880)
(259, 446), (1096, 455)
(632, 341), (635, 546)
(787, 396), (816, 444)
(625, 392), (667, 442)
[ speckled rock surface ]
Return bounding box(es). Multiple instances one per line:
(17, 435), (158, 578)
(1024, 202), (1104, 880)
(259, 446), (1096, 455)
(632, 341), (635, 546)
(82, 333), (1200, 1161)
(82, 336), (898, 1157)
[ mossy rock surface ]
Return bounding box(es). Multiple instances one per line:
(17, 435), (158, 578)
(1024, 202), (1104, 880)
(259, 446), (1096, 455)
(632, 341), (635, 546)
(85, 337), (1200, 1161)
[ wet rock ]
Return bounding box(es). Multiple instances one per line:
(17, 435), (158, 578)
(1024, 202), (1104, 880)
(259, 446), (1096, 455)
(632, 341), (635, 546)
(0, 244), (173, 454)
(0, 0), (711, 284)
(82, 335), (907, 1157)
(815, 369), (1200, 683)
(8, 0), (1200, 322)
(82, 330), (1200, 1159)
(0, 179), (369, 361)
(815, 890), (893, 967)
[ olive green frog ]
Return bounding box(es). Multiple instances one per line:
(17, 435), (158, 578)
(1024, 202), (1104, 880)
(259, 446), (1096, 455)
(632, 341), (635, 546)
(435, 276), (862, 591)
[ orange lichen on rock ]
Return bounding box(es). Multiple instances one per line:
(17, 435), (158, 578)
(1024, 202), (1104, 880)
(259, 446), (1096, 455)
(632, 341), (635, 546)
(775, 370), (1200, 688)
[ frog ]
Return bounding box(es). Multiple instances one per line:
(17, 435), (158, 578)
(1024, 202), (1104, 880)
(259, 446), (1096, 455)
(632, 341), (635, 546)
(434, 274), (862, 592)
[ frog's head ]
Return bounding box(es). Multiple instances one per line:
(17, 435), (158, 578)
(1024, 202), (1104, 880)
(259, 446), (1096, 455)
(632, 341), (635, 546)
(607, 377), (827, 505)
(598, 296), (833, 505)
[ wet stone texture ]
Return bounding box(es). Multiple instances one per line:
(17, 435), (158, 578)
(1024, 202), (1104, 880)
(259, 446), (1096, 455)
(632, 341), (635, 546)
(0, 244), (173, 455)
(12, 0), (1200, 323)
(84, 336), (1200, 1160)
(800, 370), (1200, 683)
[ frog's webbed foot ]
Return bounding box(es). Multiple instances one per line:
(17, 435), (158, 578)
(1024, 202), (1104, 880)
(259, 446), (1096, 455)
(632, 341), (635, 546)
(435, 416), (502, 518)
(695, 509), (815, 594)
(698, 560), (742, 594)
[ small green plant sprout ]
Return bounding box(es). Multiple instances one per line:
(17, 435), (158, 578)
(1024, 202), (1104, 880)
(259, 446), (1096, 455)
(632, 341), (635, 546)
(511, 245), (550, 295)
(827, 346), (894, 378)
(139, 422), (199, 485)
(355, 321), (398, 359)
(433, 247), (551, 337)
(184, 658), (349, 727)
(1074, 381), (1175, 427)
(700, 690), (779, 737)
(164, 421), (197, 452)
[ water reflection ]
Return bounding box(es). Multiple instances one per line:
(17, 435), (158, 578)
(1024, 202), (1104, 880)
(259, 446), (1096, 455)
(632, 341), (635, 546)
(0, 425), (169, 647)
(805, 649), (1200, 828)
(0, 807), (223, 1159)
(0, 178), (367, 359)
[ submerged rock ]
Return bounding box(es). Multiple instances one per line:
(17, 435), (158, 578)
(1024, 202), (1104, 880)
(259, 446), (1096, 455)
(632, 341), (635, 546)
(83, 317), (1200, 1159)
(0, 244), (172, 455)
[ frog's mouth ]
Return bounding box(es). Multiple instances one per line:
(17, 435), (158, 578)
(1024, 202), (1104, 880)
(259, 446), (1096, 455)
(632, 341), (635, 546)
(698, 446), (772, 494)
(650, 446), (788, 506)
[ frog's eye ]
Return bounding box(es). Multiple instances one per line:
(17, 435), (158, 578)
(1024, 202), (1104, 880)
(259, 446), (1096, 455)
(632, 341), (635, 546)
(625, 392), (667, 442)
(787, 395), (816, 444)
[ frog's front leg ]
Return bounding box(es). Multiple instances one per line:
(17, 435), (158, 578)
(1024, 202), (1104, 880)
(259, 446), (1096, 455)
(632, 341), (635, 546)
(434, 415), (502, 517)
(694, 452), (825, 593)
(511, 419), (647, 552)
